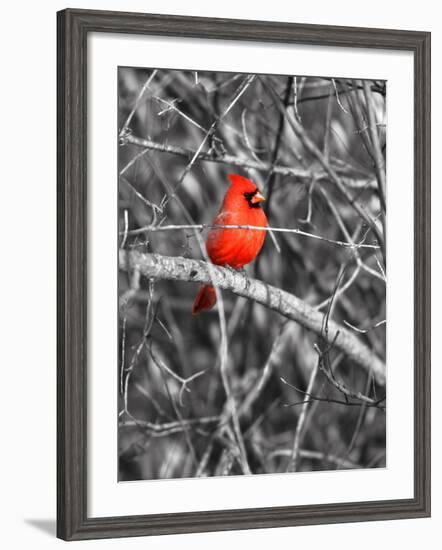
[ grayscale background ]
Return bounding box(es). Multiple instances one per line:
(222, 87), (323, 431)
(117, 67), (386, 481)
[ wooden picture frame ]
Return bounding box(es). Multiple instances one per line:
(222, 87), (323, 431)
(57, 8), (431, 541)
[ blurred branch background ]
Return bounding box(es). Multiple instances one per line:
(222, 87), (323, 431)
(117, 68), (387, 481)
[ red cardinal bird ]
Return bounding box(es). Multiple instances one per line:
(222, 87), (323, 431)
(192, 174), (268, 314)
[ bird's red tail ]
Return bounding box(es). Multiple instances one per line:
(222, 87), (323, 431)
(192, 285), (217, 315)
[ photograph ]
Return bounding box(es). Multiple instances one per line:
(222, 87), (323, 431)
(117, 67), (387, 482)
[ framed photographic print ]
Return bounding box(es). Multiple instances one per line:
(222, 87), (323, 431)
(57, 8), (431, 541)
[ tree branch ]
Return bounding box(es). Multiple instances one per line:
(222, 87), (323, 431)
(362, 80), (387, 238)
(123, 134), (313, 179)
(262, 78), (386, 260)
(119, 250), (385, 385)
(122, 134), (376, 190)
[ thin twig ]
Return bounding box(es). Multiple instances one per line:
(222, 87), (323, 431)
(288, 359), (319, 472)
(331, 78), (349, 114)
(281, 377), (385, 409)
(148, 343), (206, 407)
(343, 319), (386, 334)
(120, 223), (380, 250)
(156, 356), (198, 468)
(362, 79), (387, 231)
(164, 74), (257, 208)
(268, 448), (360, 469)
(340, 370), (373, 465)
(120, 209), (129, 249)
(121, 279), (154, 414)
(241, 108), (265, 164)
(293, 76), (301, 121)
(120, 70), (158, 137)
(314, 344), (383, 408)
(239, 322), (290, 416)
(263, 78), (385, 260)
(155, 95), (207, 132)
(314, 265), (361, 311)
(316, 185), (385, 282)
(119, 416), (220, 437)
(119, 316), (127, 396)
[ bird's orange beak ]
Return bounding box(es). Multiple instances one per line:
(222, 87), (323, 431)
(251, 191), (266, 204)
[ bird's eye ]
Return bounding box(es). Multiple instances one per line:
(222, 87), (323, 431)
(244, 189), (265, 208)
(243, 191), (255, 201)
(243, 189), (265, 208)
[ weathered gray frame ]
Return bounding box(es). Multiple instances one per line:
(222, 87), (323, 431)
(57, 8), (431, 540)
